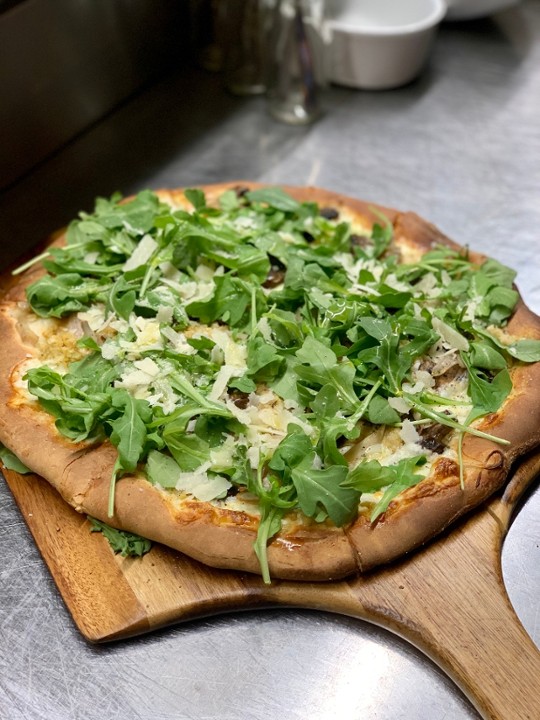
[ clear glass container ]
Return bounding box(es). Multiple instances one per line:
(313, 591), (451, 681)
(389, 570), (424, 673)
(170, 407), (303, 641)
(266, 0), (327, 124)
(222, 0), (270, 95)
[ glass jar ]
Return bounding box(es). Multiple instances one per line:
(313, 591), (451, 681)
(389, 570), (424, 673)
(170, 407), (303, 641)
(266, 0), (327, 124)
(222, 0), (271, 95)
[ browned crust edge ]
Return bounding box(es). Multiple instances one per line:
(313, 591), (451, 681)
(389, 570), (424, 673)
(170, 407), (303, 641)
(1, 182), (540, 581)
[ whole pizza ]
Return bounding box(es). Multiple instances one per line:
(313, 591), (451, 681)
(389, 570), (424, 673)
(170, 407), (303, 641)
(1, 183), (540, 582)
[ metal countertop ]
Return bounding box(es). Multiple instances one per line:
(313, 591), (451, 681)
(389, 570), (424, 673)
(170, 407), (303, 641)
(1, 4), (540, 719)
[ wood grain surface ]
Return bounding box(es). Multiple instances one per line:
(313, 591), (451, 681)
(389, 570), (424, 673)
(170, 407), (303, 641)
(3, 450), (540, 720)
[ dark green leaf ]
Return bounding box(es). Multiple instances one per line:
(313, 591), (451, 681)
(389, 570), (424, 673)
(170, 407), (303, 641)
(468, 342), (507, 370)
(246, 187), (300, 213)
(343, 460), (396, 493)
(109, 390), (151, 473)
(184, 188), (207, 211)
(146, 450), (181, 488)
(291, 454), (360, 526)
(0, 445), (32, 474)
(311, 384), (340, 420)
(164, 431), (211, 472)
(369, 456), (426, 521)
(89, 517), (152, 557)
(366, 395), (400, 425)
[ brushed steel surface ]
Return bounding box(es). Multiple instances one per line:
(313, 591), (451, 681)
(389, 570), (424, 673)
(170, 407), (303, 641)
(1, 3), (540, 718)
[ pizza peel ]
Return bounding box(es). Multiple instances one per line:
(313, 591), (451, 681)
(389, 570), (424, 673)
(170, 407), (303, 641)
(3, 448), (540, 720)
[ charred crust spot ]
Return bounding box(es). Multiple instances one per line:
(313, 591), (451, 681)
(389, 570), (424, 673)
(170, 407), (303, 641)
(433, 457), (460, 480)
(183, 499), (256, 529)
(320, 207), (339, 220)
(217, 509), (256, 527)
(478, 412), (500, 429)
(484, 449), (505, 470)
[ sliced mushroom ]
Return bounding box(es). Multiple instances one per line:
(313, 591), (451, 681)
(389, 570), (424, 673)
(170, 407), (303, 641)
(320, 207), (339, 220)
(419, 423), (453, 454)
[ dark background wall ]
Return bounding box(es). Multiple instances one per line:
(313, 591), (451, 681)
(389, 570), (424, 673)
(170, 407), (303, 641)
(0, 0), (193, 189)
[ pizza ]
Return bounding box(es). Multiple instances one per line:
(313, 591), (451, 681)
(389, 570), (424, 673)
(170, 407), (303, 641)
(1, 182), (540, 583)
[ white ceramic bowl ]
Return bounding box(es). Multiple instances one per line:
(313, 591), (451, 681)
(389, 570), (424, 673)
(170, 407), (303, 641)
(327, 0), (447, 90)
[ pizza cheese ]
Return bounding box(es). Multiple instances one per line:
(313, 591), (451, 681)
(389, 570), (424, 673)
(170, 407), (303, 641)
(1, 183), (540, 582)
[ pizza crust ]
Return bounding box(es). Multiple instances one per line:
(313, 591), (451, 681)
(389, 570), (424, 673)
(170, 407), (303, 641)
(2, 183), (540, 581)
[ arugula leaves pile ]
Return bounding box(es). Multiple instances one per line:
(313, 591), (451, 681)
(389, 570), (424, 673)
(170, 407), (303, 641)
(18, 187), (540, 581)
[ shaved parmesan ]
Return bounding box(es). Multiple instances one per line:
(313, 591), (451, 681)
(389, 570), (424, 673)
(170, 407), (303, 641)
(432, 317), (470, 352)
(399, 419), (421, 445)
(160, 326), (196, 355)
(209, 365), (242, 401)
(205, 328), (247, 369)
(77, 305), (107, 332)
(133, 357), (160, 377)
(156, 306), (174, 324)
(388, 396), (412, 414)
(175, 463), (231, 501)
(415, 369), (435, 387)
(123, 234), (157, 271)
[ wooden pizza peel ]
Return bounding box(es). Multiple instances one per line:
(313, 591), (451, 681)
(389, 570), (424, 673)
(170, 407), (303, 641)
(3, 447), (540, 720)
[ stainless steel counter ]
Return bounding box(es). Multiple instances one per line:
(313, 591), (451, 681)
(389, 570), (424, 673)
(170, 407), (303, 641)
(1, 4), (540, 718)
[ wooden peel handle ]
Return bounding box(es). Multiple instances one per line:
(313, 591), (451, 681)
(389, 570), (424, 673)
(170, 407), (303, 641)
(405, 558), (540, 720)
(283, 520), (540, 719)
(268, 488), (540, 720)
(353, 455), (540, 719)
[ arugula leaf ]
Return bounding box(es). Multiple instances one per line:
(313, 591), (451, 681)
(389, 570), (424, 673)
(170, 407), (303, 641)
(480, 258), (516, 288)
(146, 450), (181, 488)
(311, 384), (341, 420)
(89, 517), (152, 557)
(506, 339), (540, 362)
(342, 460), (396, 493)
(460, 356), (512, 415)
(268, 427), (314, 474)
(184, 188), (207, 211)
(219, 190), (240, 212)
(468, 341), (507, 371)
(295, 337), (358, 409)
(246, 335), (285, 383)
(164, 432), (211, 472)
(476, 327), (540, 363)
(108, 276), (137, 319)
(246, 187), (301, 213)
(370, 220), (393, 258)
(345, 456), (428, 522)
(91, 190), (161, 234)
(369, 456), (427, 521)
(318, 416), (360, 467)
(291, 454), (360, 526)
(25, 366), (109, 442)
(366, 395), (400, 425)
(107, 390), (152, 516)
(26, 274), (108, 318)
(187, 275), (254, 327)
(0, 444), (32, 474)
